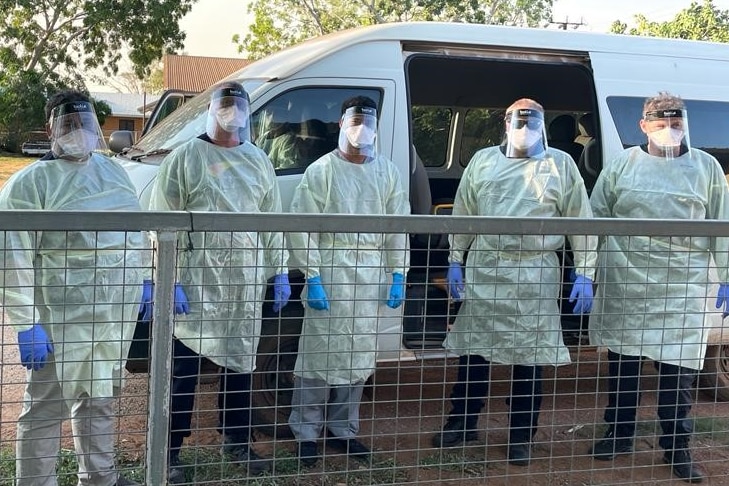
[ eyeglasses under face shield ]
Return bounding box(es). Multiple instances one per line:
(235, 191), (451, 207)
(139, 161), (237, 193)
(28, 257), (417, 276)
(503, 108), (547, 158)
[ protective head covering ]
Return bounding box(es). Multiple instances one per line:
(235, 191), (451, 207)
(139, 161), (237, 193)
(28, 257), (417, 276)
(48, 101), (106, 161)
(641, 108), (690, 160)
(206, 85), (251, 142)
(503, 108), (547, 158)
(338, 106), (377, 158)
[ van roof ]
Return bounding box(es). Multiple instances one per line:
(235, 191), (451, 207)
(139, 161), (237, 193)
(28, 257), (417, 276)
(229, 21), (729, 83)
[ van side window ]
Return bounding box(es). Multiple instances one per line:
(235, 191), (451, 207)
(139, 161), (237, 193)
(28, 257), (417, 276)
(607, 96), (729, 172)
(251, 88), (382, 173)
(412, 106), (452, 167)
(460, 108), (505, 166)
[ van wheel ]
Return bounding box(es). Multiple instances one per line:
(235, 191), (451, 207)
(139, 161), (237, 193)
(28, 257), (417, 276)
(251, 331), (300, 438)
(699, 344), (729, 401)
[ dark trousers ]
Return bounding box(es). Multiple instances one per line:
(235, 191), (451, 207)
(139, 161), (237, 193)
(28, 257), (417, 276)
(449, 354), (543, 444)
(169, 339), (253, 461)
(604, 350), (696, 450)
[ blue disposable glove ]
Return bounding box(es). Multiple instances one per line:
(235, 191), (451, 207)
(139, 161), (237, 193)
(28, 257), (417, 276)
(273, 273), (291, 312)
(17, 324), (54, 371)
(387, 273), (405, 309)
(447, 262), (465, 300)
(174, 283), (190, 315)
(306, 276), (330, 311)
(716, 283), (729, 318)
(569, 275), (594, 314)
(139, 279), (154, 321)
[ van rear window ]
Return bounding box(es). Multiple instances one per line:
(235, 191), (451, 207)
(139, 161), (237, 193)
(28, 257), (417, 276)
(411, 106), (451, 167)
(607, 96), (729, 172)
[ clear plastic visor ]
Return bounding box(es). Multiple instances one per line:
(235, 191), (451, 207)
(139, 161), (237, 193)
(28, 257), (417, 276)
(48, 102), (106, 159)
(338, 106), (378, 158)
(642, 109), (690, 160)
(503, 109), (547, 158)
(206, 92), (251, 142)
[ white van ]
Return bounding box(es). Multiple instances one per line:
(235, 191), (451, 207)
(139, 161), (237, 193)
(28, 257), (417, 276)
(111, 22), (729, 434)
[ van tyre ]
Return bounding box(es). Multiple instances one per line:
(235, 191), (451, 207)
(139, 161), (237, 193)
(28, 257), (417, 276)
(699, 344), (729, 402)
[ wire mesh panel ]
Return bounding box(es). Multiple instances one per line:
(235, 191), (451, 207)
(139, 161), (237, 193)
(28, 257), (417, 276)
(0, 213), (729, 485)
(0, 227), (154, 485)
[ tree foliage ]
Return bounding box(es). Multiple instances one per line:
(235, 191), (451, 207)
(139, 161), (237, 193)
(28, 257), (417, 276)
(0, 0), (196, 81)
(235, 0), (554, 60)
(0, 0), (194, 151)
(610, 0), (729, 43)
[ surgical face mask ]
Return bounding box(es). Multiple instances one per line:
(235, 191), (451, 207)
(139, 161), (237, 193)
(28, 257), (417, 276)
(345, 124), (376, 148)
(216, 107), (242, 133)
(509, 127), (542, 150)
(54, 129), (96, 160)
(647, 127), (684, 148)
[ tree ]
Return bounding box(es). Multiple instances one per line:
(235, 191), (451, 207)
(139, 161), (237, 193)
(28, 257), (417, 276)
(97, 61), (165, 95)
(0, 1), (193, 151)
(235, 0), (554, 60)
(610, 0), (729, 43)
(0, 0), (196, 81)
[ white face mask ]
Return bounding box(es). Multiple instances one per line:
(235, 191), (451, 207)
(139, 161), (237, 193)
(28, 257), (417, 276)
(509, 127), (542, 150)
(54, 129), (96, 160)
(648, 127), (684, 148)
(345, 125), (376, 148)
(216, 107), (244, 133)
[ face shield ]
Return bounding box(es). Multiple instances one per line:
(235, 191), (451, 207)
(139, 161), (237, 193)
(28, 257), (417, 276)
(503, 108), (547, 158)
(337, 106), (377, 158)
(206, 86), (251, 142)
(48, 101), (106, 161)
(642, 109), (690, 160)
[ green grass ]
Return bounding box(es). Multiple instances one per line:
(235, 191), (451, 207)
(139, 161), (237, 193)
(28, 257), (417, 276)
(0, 447), (409, 485)
(693, 416), (729, 445)
(419, 450), (486, 476)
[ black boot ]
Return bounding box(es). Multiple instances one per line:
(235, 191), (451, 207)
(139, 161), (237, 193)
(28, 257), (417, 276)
(664, 449), (704, 483)
(589, 427), (634, 461)
(507, 443), (531, 466)
(431, 416), (479, 448)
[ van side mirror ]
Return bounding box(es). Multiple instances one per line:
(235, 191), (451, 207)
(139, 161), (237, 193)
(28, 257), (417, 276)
(109, 130), (135, 154)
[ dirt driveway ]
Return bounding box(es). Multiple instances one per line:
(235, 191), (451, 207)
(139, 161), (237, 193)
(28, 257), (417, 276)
(3, 335), (729, 485)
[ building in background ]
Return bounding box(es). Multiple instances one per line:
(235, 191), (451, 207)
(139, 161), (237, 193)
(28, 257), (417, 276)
(90, 92), (161, 141)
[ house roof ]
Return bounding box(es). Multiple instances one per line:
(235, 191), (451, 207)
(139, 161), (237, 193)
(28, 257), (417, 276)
(90, 92), (161, 117)
(163, 54), (250, 92)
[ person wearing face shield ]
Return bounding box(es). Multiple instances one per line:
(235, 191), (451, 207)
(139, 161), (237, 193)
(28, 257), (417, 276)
(432, 98), (597, 466)
(0, 89), (148, 486)
(588, 92), (729, 483)
(148, 81), (290, 481)
(287, 96), (410, 467)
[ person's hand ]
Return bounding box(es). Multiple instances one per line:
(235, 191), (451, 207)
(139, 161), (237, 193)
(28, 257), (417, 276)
(306, 276), (329, 311)
(17, 324), (54, 371)
(716, 283), (729, 318)
(569, 275), (594, 314)
(273, 273), (291, 312)
(174, 283), (190, 315)
(387, 273), (405, 309)
(447, 262), (465, 300)
(139, 279), (154, 321)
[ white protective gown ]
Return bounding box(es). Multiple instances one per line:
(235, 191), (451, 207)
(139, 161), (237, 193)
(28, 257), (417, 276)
(445, 146), (597, 366)
(590, 146), (729, 370)
(148, 137), (288, 373)
(289, 151), (410, 385)
(0, 153), (147, 401)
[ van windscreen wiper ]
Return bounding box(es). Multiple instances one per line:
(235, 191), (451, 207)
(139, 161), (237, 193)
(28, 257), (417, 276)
(129, 148), (173, 161)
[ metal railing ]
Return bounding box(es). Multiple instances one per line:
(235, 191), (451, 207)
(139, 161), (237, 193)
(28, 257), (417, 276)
(0, 210), (728, 485)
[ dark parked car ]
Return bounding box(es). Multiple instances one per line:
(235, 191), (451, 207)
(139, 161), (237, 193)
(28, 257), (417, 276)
(21, 140), (51, 156)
